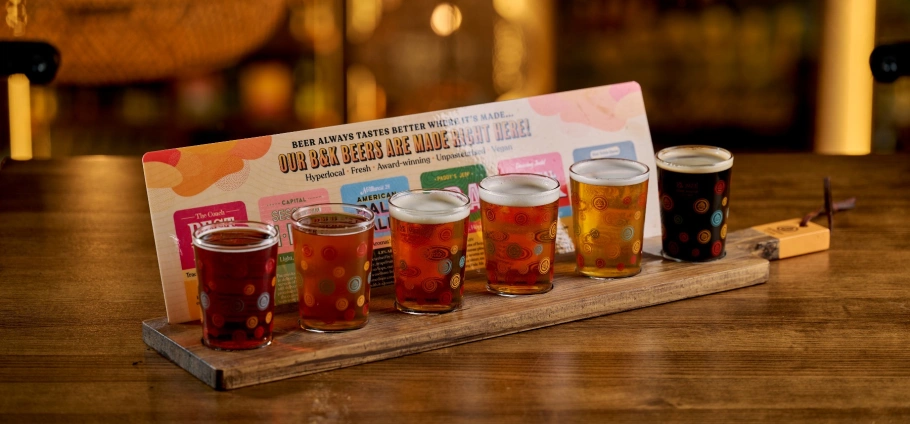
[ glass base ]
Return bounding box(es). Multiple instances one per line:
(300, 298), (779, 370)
(395, 301), (460, 315)
(486, 282), (553, 296)
(660, 250), (727, 263)
(300, 318), (368, 333)
(576, 267), (642, 280)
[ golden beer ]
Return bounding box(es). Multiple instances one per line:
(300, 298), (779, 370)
(389, 189), (470, 314)
(569, 158), (649, 278)
(479, 173), (560, 295)
(291, 204), (374, 332)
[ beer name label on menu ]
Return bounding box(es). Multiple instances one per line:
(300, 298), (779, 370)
(143, 82), (660, 323)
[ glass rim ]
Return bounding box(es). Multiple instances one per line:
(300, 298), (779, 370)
(191, 220), (279, 252)
(291, 203), (375, 235)
(569, 158), (650, 186)
(389, 189), (471, 214)
(479, 172), (560, 195)
(655, 145), (733, 173)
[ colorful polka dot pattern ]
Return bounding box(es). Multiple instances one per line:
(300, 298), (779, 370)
(195, 237), (277, 350)
(657, 167), (731, 262)
(570, 178), (649, 278)
(481, 199), (559, 293)
(390, 216), (469, 313)
(292, 214), (373, 331)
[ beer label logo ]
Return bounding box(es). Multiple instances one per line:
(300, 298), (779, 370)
(638, 193), (647, 207)
(679, 232), (689, 242)
(257, 292), (270, 310)
(459, 256), (466, 267)
(629, 254), (638, 264)
(634, 210), (641, 221)
(399, 260), (408, 270)
(660, 194), (674, 210)
(632, 240), (641, 254)
(723, 197), (728, 206)
(363, 261), (371, 271)
(347, 276), (362, 293)
(440, 292), (453, 304)
(691, 248), (700, 258)
(438, 259), (453, 275)
(697, 230), (711, 244)
(606, 244), (621, 259)
(246, 316), (258, 329)
(711, 210), (724, 227)
(423, 246), (450, 261)
(485, 239), (496, 255)
(300, 260), (309, 271)
(304, 293), (315, 307)
(587, 228), (601, 240)
(356, 295), (365, 307)
(356, 242), (368, 257)
(450, 274), (461, 289)
(514, 213), (529, 225)
(539, 258), (551, 274)
(302, 245), (313, 257)
(593, 196), (608, 210)
(693, 199), (710, 214)
(595, 258), (605, 268)
(721, 224), (727, 239)
(549, 222), (558, 238)
(711, 241), (723, 256)
(265, 258), (276, 274)
(400, 266), (421, 278)
(318, 279), (335, 294)
(616, 263), (625, 271)
(582, 243), (593, 253)
(211, 314), (225, 328)
(450, 244), (459, 255)
(335, 298), (348, 311)
(200, 292), (210, 310)
(231, 299), (245, 313)
(243, 284), (256, 295)
(438, 228), (453, 241)
(485, 208), (496, 222)
(673, 215), (683, 225)
(266, 311), (273, 324)
(487, 230), (509, 242)
(621, 226), (634, 241)
(714, 180), (726, 194)
(534, 244), (544, 255)
(667, 242), (679, 256)
(254, 327), (265, 339)
(271, 276), (276, 287)
(506, 243), (531, 260)
(622, 196), (632, 205)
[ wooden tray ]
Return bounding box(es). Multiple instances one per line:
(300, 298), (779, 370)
(143, 231), (768, 390)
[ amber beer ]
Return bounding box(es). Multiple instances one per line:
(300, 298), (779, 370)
(655, 145), (733, 262)
(291, 204), (374, 332)
(192, 221), (279, 351)
(479, 173), (560, 295)
(569, 158), (650, 278)
(389, 189), (470, 314)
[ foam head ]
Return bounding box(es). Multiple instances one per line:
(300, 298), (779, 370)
(570, 158), (650, 186)
(479, 173), (561, 207)
(656, 145), (733, 174)
(389, 190), (470, 224)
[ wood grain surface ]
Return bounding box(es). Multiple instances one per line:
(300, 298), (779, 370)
(2, 154), (909, 422)
(144, 233), (767, 390)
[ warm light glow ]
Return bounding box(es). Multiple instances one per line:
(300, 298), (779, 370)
(240, 62), (294, 118)
(816, 0), (876, 154)
(430, 3), (462, 37)
(493, 0), (527, 20)
(8, 74), (32, 161)
(346, 64), (385, 122)
(347, 0), (382, 44)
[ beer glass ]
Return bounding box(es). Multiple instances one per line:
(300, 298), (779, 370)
(479, 173), (560, 296)
(193, 221), (279, 350)
(655, 145), (733, 262)
(389, 189), (470, 314)
(569, 158), (650, 278)
(291, 204), (374, 332)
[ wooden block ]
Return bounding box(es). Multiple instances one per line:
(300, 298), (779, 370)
(143, 231), (768, 390)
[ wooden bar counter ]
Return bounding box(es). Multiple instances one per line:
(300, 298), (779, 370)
(1, 154), (908, 422)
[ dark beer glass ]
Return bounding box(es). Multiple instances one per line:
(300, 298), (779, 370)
(655, 145), (733, 262)
(193, 221), (279, 350)
(291, 204), (374, 332)
(389, 189), (470, 314)
(569, 158), (650, 278)
(479, 173), (560, 296)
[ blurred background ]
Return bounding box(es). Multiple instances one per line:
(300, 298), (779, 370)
(1, 0), (909, 160)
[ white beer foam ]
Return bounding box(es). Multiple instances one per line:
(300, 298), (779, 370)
(570, 159), (649, 186)
(656, 145), (733, 174)
(479, 174), (560, 207)
(389, 191), (470, 224)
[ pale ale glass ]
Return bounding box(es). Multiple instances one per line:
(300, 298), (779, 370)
(389, 189), (470, 314)
(569, 158), (650, 278)
(291, 204), (374, 332)
(479, 173), (560, 296)
(192, 221), (279, 350)
(655, 145), (733, 262)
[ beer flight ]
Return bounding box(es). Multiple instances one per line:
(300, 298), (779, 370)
(191, 145), (734, 351)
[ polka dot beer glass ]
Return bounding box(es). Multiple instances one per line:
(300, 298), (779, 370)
(655, 145), (733, 262)
(479, 173), (560, 296)
(192, 221), (279, 351)
(569, 158), (650, 278)
(291, 204), (374, 332)
(389, 189), (471, 314)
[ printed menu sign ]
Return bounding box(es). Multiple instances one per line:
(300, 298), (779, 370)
(143, 82), (659, 323)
